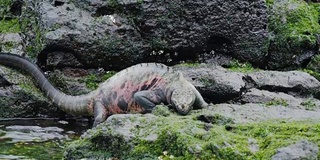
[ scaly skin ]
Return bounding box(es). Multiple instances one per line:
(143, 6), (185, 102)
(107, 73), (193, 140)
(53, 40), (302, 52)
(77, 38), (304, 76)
(0, 53), (208, 127)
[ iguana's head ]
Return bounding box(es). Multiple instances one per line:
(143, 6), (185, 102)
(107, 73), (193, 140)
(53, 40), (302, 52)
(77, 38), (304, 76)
(170, 72), (196, 115)
(171, 88), (195, 115)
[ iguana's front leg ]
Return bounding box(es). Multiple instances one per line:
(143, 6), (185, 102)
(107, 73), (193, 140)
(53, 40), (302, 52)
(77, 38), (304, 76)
(133, 90), (164, 113)
(192, 86), (208, 109)
(93, 100), (107, 127)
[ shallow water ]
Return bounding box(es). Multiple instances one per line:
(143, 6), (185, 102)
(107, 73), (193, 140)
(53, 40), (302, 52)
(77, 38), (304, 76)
(0, 118), (91, 160)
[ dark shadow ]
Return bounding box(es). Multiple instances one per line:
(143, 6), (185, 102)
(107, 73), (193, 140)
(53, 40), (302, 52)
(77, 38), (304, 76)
(207, 35), (234, 55)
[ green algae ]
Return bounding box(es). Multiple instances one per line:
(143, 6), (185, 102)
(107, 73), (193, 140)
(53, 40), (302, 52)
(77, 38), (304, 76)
(0, 19), (20, 33)
(226, 59), (259, 73)
(301, 99), (317, 111)
(303, 68), (320, 81)
(176, 63), (201, 67)
(199, 77), (216, 88)
(0, 141), (64, 160)
(1, 41), (16, 51)
(84, 71), (117, 90)
(266, 0), (320, 69)
(20, 2), (45, 58)
(265, 98), (289, 107)
(267, 0), (320, 46)
(64, 112), (320, 159)
(232, 121), (320, 159)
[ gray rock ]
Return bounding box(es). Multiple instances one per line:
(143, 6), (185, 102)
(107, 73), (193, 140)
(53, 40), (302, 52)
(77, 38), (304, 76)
(82, 113), (158, 141)
(272, 140), (319, 160)
(209, 103), (320, 123)
(247, 70), (320, 97)
(23, 0), (268, 70)
(0, 155), (26, 160)
(0, 33), (24, 55)
(248, 138), (259, 153)
(175, 64), (246, 103)
(241, 88), (320, 111)
(241, 89), (302, 107)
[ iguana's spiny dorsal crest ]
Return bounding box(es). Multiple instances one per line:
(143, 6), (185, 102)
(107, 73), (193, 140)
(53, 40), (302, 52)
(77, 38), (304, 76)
(0, 53), (208, 127)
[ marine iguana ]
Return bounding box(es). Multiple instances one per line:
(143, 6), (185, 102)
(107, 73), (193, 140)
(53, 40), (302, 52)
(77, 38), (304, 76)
(0, 53), (208, 126)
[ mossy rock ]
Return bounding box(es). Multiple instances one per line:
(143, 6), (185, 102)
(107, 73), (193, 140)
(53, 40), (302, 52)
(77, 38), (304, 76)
(0, 67), (63, 118)
(64, 111), (320, 159)
(267, 0), (320, 69)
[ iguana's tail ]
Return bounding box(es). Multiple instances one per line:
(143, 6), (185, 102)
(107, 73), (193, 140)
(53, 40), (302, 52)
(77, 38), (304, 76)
(0, 53), (97, 116)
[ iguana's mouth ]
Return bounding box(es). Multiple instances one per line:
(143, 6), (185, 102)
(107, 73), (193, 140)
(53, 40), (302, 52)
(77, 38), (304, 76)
(175, 105), (193, 115)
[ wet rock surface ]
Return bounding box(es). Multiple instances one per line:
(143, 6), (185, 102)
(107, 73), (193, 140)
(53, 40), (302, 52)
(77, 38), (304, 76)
(2, 125), (66, 143)
(0, 118), (90, 142)
(0, 118), (91, 159)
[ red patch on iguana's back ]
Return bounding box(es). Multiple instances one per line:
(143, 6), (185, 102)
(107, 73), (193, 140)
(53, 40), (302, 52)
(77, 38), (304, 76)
(106, 76), (166, 113)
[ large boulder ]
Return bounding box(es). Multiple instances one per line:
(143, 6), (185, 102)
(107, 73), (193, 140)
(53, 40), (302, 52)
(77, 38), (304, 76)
(21, 0), (268, 70)
(267, 0), (320, 69)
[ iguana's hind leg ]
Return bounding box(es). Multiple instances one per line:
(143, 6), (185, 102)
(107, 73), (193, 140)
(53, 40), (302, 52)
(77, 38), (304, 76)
(92, 100), (107, 127)
(134, 90), (163, 113)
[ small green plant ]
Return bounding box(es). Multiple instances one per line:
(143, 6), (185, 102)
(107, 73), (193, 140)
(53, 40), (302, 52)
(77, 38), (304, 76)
(102, 71), (117, 80)
(149, 37), (168, 50)
(152, 105), (171, 117)
(85, 71), (117, 90)
(85, 74), (100, 90)
(302, 69), (320, 81)
(1, 41), (15, 51)
(266, 98), (289, 107)
(177, 63), (201, 67)
(199, 77), (215, 87)
(301, 99), (317, 111)
(227, 60), (258, 73)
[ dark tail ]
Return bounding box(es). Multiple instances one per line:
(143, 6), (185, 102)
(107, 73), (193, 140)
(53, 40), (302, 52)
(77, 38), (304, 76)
(0, 53), (97, 116)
